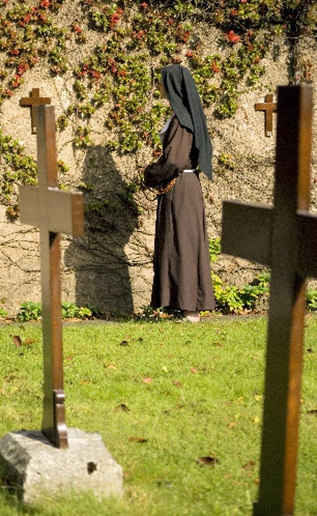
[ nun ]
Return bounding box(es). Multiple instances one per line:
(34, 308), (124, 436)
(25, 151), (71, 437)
(144, 64), (215, 322)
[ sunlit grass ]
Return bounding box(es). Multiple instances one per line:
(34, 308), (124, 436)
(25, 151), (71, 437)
(0, 316), (316, 515)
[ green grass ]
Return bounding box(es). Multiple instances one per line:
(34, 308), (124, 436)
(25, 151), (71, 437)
(0, 317), (316, 515)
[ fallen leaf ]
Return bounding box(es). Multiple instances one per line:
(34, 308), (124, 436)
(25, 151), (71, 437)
(12, 335), (22, 347)
(125, 334), (131, 340)
(128, 437), (148, 443)
(242, 460), (255, 470)
(228, 421), (237, 427)
(114, 403), (130, 412)
(173, 380), (182, 388)
(190, 367), (198, 374)
(106, 364), (116, 369)
(162, 365), (168, 373)
(196, 456), (219, 466)
(253, 416), (260, 424)
(212, 342), (222, 347)
(254, 395), (262, 402)
(66, 355), (73, 361)
(142, 377), (152, 384)
(24, 338), (35, 346)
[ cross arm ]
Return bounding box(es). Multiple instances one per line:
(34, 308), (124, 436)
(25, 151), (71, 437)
(47, 189), (84, 237)
(19, 186), (84, 237)
(221, 200), (272, 266)
(255, 102), (277, 111)
(297, 211), (317, 278)
(255, 102), (276, 111)
(20, 97), (51, 106)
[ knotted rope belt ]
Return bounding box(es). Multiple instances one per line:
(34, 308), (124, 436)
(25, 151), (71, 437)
(157, 169), (196, 195)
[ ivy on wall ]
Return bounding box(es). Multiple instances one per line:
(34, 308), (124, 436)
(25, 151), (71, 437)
(0, 0), (316, 217)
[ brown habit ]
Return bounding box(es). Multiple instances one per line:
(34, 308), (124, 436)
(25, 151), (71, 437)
(144, 115), (215, 311)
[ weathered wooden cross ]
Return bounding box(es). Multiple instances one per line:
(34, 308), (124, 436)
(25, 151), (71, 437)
(222, 85), (314, 516)
(20, 88), (51, 133)
(19, 105), (84, 448)
(255, 93), (277, 137)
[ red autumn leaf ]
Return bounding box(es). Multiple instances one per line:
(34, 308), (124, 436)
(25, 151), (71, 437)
(12, 335), (22, 347)
(173, 380), (182, 388)
(190, 367), (198, 374)
(24, 338), (35, 345)
(226, 30), (240, 44)
(142, 377), (152, 384)
(242, 460), (255, 470)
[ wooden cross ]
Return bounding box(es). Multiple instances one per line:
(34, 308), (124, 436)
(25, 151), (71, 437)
(222, 85), (314, 516)
(19, 105), (84, 449)
(20, 88), (51, 133)
(255, 93), (277, 137)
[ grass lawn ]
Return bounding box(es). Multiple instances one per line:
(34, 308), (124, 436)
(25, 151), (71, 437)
(0, 316), (316, 515)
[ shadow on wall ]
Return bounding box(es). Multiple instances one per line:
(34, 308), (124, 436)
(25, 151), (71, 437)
(64, 146), (139, 315)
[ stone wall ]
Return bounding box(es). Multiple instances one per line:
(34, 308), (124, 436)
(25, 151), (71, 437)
(0, 11), (316, 315)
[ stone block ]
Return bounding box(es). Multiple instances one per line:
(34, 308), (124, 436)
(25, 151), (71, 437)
(0, 427), (123, 504)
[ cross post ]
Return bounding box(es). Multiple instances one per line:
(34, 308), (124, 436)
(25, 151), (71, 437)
(20, 88), (51, 133)
(19, 105), (84, 448)
(222, 85), (314, 515)
(255, 93), (277, 137)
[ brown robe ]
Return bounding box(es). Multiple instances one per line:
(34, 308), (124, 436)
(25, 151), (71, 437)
(144, 115), (215, 311)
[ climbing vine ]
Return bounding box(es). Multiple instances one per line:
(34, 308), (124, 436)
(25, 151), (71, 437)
(0, 0), (316, 216)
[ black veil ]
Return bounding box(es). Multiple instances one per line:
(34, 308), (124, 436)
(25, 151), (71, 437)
(161, 64), (212, 179)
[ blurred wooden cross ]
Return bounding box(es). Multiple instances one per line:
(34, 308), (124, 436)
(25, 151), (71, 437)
(222, 85), (314, 516)
(19, 105), (84, 448)
(20, 88), (51, 133)
(255, 93), (277, 137)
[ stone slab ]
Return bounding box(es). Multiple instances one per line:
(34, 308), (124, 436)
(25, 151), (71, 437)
(0, 427), (123, 504)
